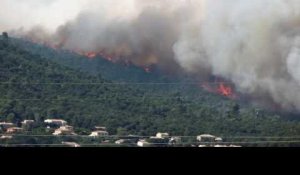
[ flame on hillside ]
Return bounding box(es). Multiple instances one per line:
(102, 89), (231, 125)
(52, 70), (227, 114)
(201, 82), (237, 99)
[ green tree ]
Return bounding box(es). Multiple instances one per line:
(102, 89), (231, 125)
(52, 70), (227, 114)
(7, 113), (16, 122)
(117, 127), (128, 136)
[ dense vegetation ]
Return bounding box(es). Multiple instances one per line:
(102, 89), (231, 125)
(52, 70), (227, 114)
(1, 34), (300, 147)
(13, 38), (173, 83)
(13, 38), (209, 96)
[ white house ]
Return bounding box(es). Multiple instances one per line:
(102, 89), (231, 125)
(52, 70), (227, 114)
(0, 135), (13, 140)
(156, 132), (169, 139)
(229, 145), (242, 147)
(44, 119), (67, 127)
(6, 127), (23, 134)
(21, 120), (35, 125)
(198, 145), (207, 147)
(215, 137), (223, 142)
(169, 137), (181, 145)
(89, 131), (109, 137)
(214, 145), (228, 147)
(62, 142), (80, 147)
(53, 125), (75, 136)
(137, 140), (151, 147)
(115, 139), (125, 145)
(0, 122), (15, 130)
(197, 134), (216, 142)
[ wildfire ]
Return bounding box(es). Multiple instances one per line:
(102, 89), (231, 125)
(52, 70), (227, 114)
(74, 51), (97, 59)
(26, 38), (156, 75)
(98, 52), (116, 62)
(201, 82), (237, 99)
(86, 52), (97, 58)
(217, 83), (233, 97)
(75, 50), (116, 61)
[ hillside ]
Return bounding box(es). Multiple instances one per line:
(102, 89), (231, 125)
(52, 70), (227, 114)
(12, 38), (212, 98)
(1, 34), (300, 143)
(12, 38), (173, 83)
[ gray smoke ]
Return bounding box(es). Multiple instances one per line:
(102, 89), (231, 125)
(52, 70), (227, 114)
(174, 0), (300, 110)
(3, 0), (300, 110)
(49, 0), (201, 69)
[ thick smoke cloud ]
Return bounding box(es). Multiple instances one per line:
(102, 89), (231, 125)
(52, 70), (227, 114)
(174, 0), (300, 110)
(2, 0), (300, 111)
(51, 0), (201, 68)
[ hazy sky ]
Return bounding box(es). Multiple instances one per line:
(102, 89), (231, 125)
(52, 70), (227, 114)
(0, 0), (92, 32)
(0, 0), (202, 32)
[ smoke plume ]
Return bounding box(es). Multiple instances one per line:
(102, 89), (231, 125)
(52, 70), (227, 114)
(2, 0), (300, 110)
(174, 0), (300, 110)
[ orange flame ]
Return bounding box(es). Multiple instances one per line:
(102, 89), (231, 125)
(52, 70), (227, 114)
(217, 83), (233, 97)
(74, 51), (97, 59)
(201, 82), (237, 99)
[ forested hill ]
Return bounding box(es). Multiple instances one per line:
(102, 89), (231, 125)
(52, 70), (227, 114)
(1, 34), (300, 138)
(12, 38), (173, 83)
(12, 38), (209, 96)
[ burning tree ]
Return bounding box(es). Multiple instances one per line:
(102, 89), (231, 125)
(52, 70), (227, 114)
(201, 81), (237, 99)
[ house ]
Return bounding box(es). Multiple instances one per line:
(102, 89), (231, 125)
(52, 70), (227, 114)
(215, 137), (223, 142)
(197, 134), (216, 142)
(62, 142), (80, 147)
(0, 135), (13, 140)
(115, 139), (135, 145)
(229, 145), (242, 147)
(156, 132), (170, 139)
(21, 120), (34, 126)
(21, 120), (35, 129)
(199, 145), (207, 147)
(6, 127), (23, 134)
(169, 137), (181, 145)
(53, 125), (76, 136)
(137, 139), (151, 147)
(89, 130), (109, 137)
(115, 139), (126, 144)
(0, 122), (15, 130)
(214, 145), (228, 147)
(94, 126), (107, 131)
(44, 119), (67, 127)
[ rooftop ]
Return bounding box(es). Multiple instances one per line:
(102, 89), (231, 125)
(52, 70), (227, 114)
(44, 119), (67, 122)
(0, 122), (14, 125)
(198, 134), (216, 138)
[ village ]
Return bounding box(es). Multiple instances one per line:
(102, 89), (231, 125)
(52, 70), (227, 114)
(0, 119), (242, 147)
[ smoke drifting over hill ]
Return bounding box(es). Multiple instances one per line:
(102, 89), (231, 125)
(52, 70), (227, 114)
(2, 0), (300, 110)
